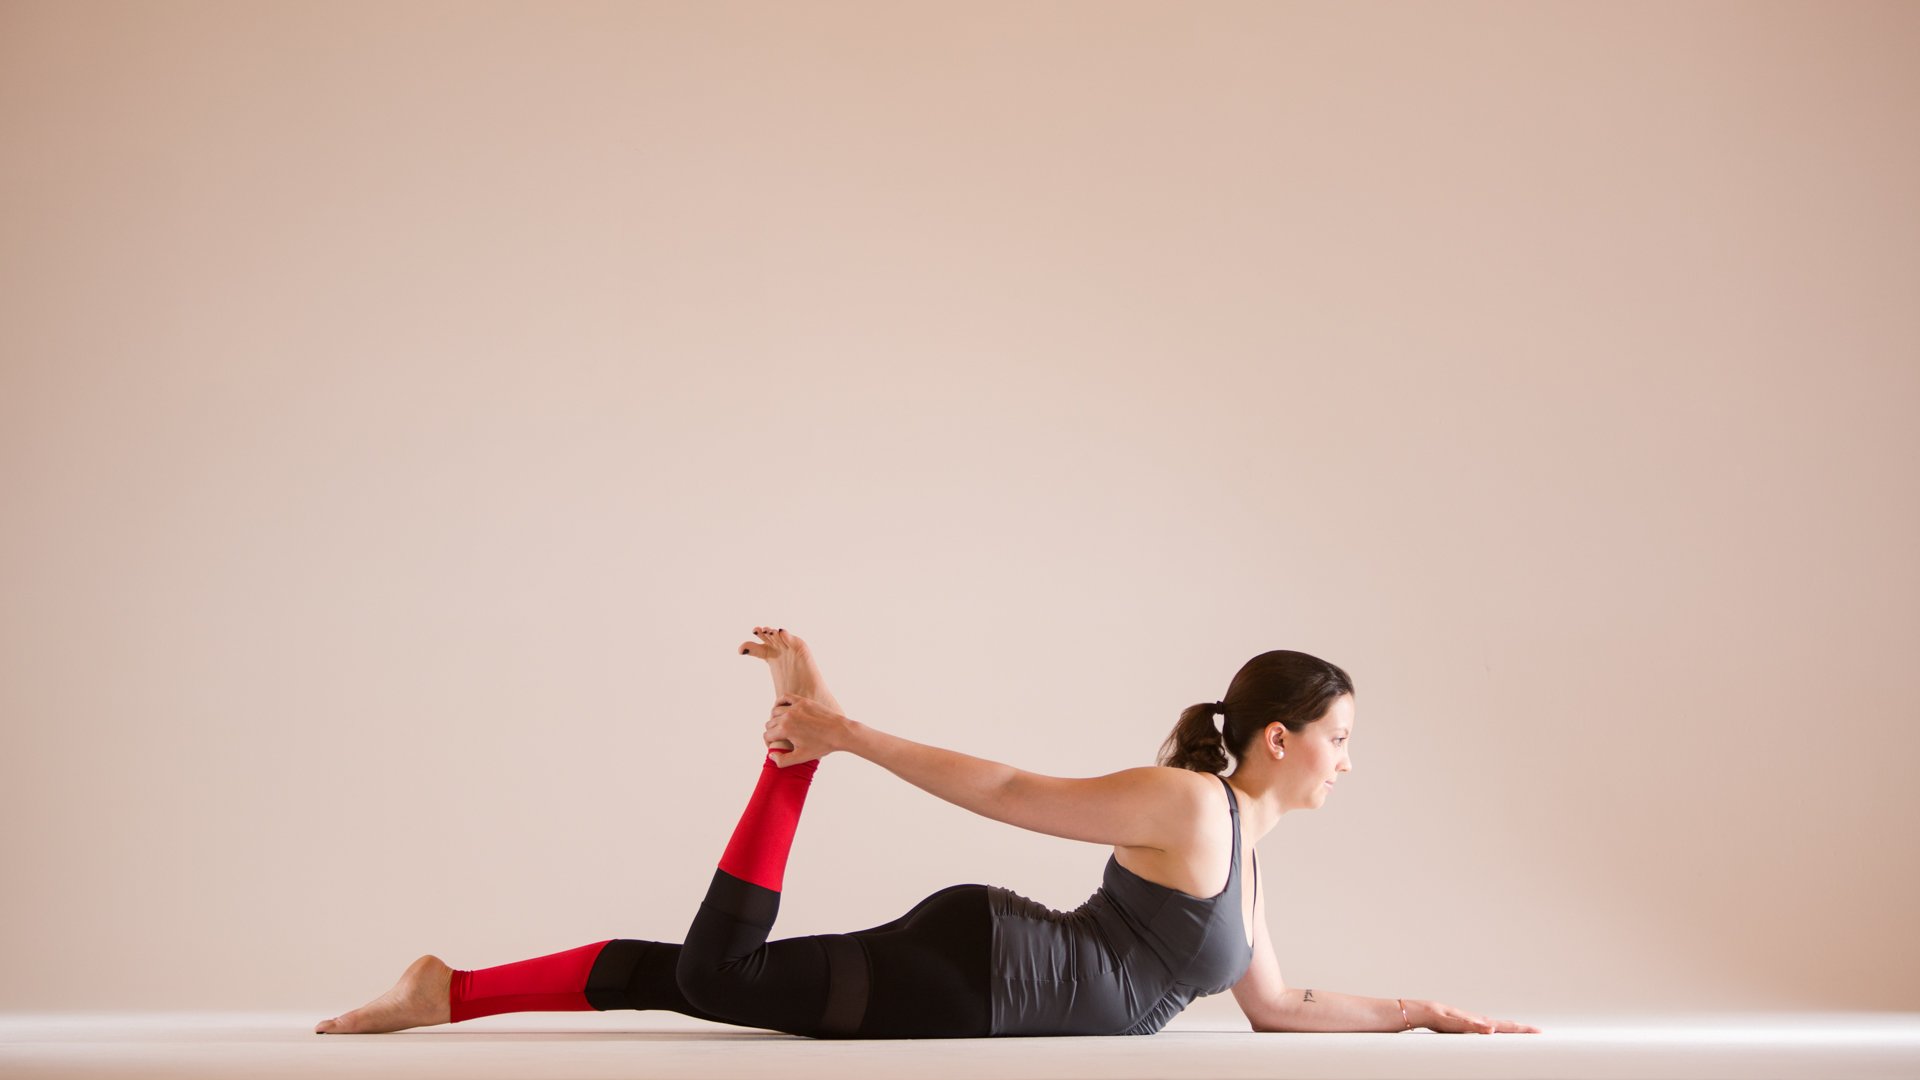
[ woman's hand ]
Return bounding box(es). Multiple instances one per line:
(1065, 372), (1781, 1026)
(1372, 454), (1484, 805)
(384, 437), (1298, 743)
(764, 693), (852, 767)
(1411, 999), (1542, 1034)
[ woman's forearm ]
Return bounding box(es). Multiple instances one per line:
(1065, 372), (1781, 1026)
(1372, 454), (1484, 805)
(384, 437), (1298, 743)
(840, 719), (1024, 825)
(1267, 989), (1421, 1033)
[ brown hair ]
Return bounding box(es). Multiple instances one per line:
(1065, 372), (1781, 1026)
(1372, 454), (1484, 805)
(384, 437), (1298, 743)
(1158, 649), (1356, 775)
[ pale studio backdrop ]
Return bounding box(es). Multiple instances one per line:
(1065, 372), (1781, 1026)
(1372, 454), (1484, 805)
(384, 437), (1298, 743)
(0, 0), (1915, 1021)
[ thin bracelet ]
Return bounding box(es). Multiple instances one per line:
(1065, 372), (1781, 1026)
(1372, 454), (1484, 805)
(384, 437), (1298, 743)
(1398, 998), (1412, 1031)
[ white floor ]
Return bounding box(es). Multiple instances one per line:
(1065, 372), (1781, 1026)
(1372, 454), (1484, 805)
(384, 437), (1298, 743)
(3, 1011), (1917, 1079)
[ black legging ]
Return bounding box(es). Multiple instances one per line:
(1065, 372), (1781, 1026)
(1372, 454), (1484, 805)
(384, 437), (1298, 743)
(583, 871), (993, 1039)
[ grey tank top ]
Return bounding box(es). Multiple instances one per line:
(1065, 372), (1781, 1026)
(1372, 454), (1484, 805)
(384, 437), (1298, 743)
(985, 774), (1257, 1036)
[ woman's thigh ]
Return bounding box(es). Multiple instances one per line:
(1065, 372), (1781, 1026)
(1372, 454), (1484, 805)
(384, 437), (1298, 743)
(677, 883), (995, 1039)
(845, 883), (993, 1039)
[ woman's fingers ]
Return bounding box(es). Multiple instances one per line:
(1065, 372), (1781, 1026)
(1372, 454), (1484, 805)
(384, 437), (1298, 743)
(763, 694), (831, 763)
(764, 712), (798, 755)
(1430, 1002), (1520, 1034)
(1467, 1014), (1540, 1034)
(763, 718), (802, 762)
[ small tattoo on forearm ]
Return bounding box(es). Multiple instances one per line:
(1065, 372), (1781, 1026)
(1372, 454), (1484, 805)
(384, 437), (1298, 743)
(1301, 989), (1316, 1004)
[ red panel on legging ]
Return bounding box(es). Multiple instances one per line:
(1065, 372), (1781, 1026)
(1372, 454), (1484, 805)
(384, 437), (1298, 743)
(448, 940), (610, 1022)
(717, 752), (819, 892)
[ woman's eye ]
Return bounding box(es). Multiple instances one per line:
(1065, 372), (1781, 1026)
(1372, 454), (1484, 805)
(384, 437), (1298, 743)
(1334, 738), (1346, 746)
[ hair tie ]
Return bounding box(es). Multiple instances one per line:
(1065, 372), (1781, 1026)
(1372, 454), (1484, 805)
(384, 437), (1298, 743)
(1214, 702), (1227, 714)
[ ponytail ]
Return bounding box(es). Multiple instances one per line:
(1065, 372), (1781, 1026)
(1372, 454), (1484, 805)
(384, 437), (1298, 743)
(1160, 650), (1357, 776)
(1158, 702), (1231, 774)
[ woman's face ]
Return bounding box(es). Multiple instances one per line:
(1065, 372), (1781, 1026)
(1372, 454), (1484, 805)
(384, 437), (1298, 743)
(1284, 694), (1354, 806)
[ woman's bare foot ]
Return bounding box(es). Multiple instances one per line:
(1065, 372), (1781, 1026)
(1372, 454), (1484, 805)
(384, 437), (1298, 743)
(739, 627), (846, 716)
(314, 954), (453, 1034)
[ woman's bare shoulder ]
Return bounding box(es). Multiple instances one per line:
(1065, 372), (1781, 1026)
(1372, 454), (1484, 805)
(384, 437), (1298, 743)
(1132, 766), (1226, 845)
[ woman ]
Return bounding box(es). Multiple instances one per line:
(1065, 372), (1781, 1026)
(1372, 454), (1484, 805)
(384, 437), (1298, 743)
(316, 627), (1539, 1038)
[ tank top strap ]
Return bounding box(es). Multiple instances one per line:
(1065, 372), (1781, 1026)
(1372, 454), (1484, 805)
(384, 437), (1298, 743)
(1216, 775), (1241, 885)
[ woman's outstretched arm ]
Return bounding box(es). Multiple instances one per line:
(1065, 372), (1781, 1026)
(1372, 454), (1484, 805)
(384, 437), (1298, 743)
(768, 695), (1194, 850)
(843, 719), (1195, 849)
(1266, 991), (1539, 1034)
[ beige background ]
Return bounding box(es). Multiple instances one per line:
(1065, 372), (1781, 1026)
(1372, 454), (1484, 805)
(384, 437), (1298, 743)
(1, 0), (1915, 1022)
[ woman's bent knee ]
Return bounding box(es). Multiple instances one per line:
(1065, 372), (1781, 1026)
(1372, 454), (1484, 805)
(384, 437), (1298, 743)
(673, 948), (732, 1017)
